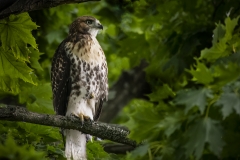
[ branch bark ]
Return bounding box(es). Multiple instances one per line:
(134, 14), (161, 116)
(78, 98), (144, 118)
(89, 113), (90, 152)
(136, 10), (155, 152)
(0, 0), (99, 19)
(0, 105), (137, 147)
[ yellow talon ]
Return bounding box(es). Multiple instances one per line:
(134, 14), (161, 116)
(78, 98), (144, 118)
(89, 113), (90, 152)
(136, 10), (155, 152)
(76, 113), (90, 126)
(89, 93), (94, 99)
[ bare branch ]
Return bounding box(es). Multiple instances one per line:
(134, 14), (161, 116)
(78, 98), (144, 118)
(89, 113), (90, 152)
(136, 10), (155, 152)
(0, 105), (137, 147)
(0, 0), (100, 19)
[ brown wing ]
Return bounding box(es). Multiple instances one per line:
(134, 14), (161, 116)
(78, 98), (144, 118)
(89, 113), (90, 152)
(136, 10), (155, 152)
(93, 60), (108, 121)
(51, 40), (71, 116)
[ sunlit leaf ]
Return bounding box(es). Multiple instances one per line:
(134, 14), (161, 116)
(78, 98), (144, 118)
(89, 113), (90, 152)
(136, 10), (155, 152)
(0, 47), (35, 93)
(0, 13), (38, 60)
(213, 63), (240, 88)
(29, 48), (43, 71)
(223, 16), (239, 42)
(0, 76), (20, 93)
(187, 60), (214, 85)
(200, 17), (239, 62)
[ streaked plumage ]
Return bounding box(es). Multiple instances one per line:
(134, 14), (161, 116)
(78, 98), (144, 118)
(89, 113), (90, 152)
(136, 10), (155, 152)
(51, 16), (108, 160)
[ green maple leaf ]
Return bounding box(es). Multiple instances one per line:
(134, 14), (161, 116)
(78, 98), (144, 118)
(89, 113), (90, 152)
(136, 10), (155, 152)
(200, 41), (227, 62)
(127, 143), (149, 160)
(212, 23), (225, 45)
(19, 123), (51, 136)
(187, 60), (214, 85)
(0, 48), (34, 82)
(175, 88), (213, 114)
(124, 100), (160, 142)
(125, 100), (184, 142)
(19, 83), (53, 114)
(215, 92), (240, 119)
(29, 48), (43, 71)
(184, 118), (224, 159)
(213, 63), (240, 88)
(0, 47), (35, 93)
(159, 110), (184, 137)
(223, 16), (239, 42)
(18, 123), (61, 141)
(0, 13), (38, 61)
(148, 84), (175, 101)
(87, 141), (110, 160)
(200, 16), (239, 62)
(0, 76), (20, 93)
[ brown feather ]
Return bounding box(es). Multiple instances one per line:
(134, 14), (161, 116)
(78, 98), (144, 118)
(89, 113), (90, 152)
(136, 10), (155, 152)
(51, 40), (71, 116)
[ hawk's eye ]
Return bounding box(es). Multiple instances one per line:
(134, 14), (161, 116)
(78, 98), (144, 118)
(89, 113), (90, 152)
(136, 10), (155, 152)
(86, 20), (93, 25)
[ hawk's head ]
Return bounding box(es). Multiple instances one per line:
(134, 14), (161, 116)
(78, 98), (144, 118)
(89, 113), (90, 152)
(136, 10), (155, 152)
(69, 16), (103, 37)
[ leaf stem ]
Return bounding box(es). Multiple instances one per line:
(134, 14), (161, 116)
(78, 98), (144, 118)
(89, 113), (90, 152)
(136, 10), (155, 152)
(205, 104), (211, 118)
(148, 148), (153, 160)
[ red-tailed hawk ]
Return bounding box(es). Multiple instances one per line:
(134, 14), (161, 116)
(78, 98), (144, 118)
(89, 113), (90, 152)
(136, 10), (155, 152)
(51, 16), (108, 160)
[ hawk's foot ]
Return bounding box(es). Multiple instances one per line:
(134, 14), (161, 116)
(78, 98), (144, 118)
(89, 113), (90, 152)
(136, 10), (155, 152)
(89, 92), (95, 99)
(76, 113), (91, 127)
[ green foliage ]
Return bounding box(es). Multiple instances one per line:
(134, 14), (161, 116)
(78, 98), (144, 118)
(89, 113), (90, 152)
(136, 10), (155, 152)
(124, 100), (160, 143)
(29, 48), (43, 71)
(175, 88), (213, 114)
(148, 84), (175, 101)
(184, 118), (224, 159)
(114, 0), (240, 160)
(87, 141), (110, 159)
(187, 60), (214, 85)
(0, 136), (45, 159)
(200, 17), (240, 62)
(0, 47), (34, 93)
(0, 12), (61, 159)
(215, 82), (240, 119)
(1, 0), (240, 159)
(125, 144), (149, 160)
(0, 13), (38, 60)
(18, 83), (53, 113)
(0, 13), (39, 94)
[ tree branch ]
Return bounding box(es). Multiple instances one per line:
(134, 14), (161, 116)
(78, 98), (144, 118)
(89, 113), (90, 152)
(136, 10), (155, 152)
(103, 143), (135, 154)
(0, 105), (137, 147)
(0, 0), (100, 19)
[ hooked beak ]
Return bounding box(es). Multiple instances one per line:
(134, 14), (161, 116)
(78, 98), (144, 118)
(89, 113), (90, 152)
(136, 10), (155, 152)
(96, 23), (103, 30)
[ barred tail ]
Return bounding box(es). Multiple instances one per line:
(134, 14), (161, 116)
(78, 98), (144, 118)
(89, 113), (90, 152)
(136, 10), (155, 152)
(65, 129), (87, 160)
